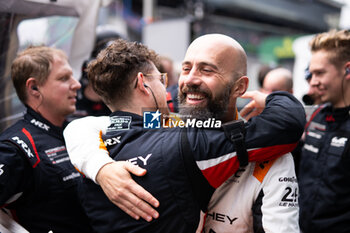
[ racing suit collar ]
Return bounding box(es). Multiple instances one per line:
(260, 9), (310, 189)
(321, 103), (350, 122)
(24, 106), (64, 138)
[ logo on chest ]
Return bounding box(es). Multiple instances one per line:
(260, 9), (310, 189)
(330, 137), (348, 148)
(45, 146), (69, 164)
(104, 136), (121, 146)
(206, 212), (238, 225)
(30, 119), (50, 131)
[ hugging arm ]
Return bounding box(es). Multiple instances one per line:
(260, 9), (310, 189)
(64, 117), (159, 221)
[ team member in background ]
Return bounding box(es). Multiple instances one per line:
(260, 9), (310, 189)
(64, 35), (305, 232)
(302, 66), (323, 106)
(298, 29), (350, 233)
(0, 46), (93, 233)
(262, 67), (293, 94)
(67, 28), (123, 121)
(159, 55), (180, 112)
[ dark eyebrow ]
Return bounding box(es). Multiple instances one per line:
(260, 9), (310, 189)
(198, 62), (218, 71)
(182, 61), (191, 66)
(181, 61), (218, 71)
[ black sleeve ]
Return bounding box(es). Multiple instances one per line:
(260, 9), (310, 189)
(0, 142), (32, 206)
(245, 91), (306, 148)
(185, 91), (306, 189)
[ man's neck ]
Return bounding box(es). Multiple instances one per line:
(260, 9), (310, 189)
(333, 90), (350, 108)
(219, 106), (238, 123)
(41, 114), (65, 127)
(84, 85), (103, 102)
(112, 99), (157, 117)
(27, 103), (65, 127)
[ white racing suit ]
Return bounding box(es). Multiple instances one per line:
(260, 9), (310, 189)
(200, 153), (299, 233)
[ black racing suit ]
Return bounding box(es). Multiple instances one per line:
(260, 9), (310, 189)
(298, 104), (350, 233)
(78, 92), (305, 233)
(0, 107), (93, 233)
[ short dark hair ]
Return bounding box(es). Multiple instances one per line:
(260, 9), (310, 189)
(87, 39), (159, 105)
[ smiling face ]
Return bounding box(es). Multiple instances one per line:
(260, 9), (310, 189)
(309, 50), (345, 107)
(178, 34), (247, 121)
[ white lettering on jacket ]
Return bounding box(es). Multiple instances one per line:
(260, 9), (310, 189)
(304, 144), (319, 153)
(30, 119), (50, 131)
(127, 153), (152, 166)
(331, 137), (348, 148)
(104, 136), (121, 146)
(0, 164), (4, 176)
(12, 136), (34, 158)
(307, 131), (321, 139)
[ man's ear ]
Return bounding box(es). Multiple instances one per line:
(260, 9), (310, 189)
(344, 61), (350, 80)
(26, 77), (40, 97)
(135, 72), (149, 94)
(232, 76), (249, 98)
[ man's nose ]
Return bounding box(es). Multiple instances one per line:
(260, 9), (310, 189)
(71, 77), (82, 90)
(309, 76), (319, 87)
(184, 69), (201, 86)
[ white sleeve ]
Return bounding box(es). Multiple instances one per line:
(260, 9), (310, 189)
(63, 116), (113, 183)
(0, 208), (29, 233)
(258, 153), (300, 233)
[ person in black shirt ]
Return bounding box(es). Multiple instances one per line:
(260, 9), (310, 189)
(298, 29), (350, 233)
(0, 46), (93, 233)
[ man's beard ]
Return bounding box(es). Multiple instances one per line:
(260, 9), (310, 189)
(178, 83), (233, 121)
